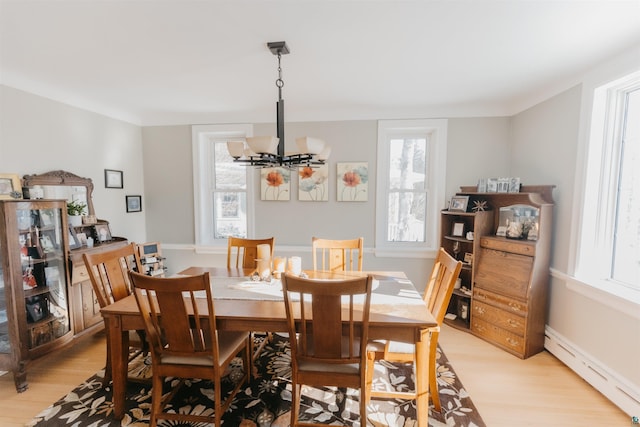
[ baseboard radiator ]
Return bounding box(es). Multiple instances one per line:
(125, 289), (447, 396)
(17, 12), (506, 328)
(545, 326), (640, 417)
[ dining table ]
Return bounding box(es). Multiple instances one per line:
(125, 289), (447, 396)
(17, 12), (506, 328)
(99, 266), (437, 426)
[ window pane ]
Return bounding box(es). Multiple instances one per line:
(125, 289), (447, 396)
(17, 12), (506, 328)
(213, 192), (247, 239)
(389, 138), (427, 190)
(213, 141), (246, 190)
(387, 192), (426, 242)
(612, 88), (640, 286)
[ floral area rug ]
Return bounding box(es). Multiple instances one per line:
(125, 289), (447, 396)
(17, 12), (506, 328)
(28, 334), (485, 426)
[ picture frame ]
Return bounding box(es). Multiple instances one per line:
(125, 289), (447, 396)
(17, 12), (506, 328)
(94, 223), (112, 242)
(451, 222), (465, 237)
(486, 178), (498, 192)
(449, 195), (469, 212)
(0, 173), (22, 200)
(75, 232), (87, 246)
(463, 252), (473, 265)
(68, 225), (81, 250)
(260, 167), (291, 201)
(104, 169), (123, 189)
(126, 195), (142, 212)
(298, 164), (329, 201)
(336, 162), (368, 202)
(477, 178), (487, 193)
(26, 296), (49, 323)
(508, 177), (521, 193)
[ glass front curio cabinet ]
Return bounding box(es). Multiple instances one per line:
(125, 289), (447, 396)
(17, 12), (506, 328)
(0, 200), (73, 392)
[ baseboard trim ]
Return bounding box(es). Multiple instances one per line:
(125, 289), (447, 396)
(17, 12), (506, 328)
(545, 326), (640, 417)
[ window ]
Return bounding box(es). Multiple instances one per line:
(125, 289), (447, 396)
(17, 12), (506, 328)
(192, 124), (255, 248)
(376, 119), (447, 257)
(576, 70), (640, 296)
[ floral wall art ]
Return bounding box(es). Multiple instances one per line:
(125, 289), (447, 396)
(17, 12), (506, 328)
(261, 167), (290, 201)
(298, 165), (328, 201)
(337, 162), (368, 202)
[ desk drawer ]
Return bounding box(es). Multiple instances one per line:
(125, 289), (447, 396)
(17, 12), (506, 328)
(473, 288), (527, 315)
(471, 318), (525, 356)
(472, 300), (526, 337)
(72, 265), (90, 285)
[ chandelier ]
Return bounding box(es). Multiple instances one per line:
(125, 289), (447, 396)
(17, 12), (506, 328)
(226, 41), (331, 168)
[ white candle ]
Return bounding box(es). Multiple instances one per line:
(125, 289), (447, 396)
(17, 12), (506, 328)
(287, 256), (302, 276)
(273, 256), (286, 273)
(257, 244), (271, 263)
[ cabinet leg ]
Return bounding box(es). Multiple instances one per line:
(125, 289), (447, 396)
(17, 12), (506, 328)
(14, 361), (28, 393)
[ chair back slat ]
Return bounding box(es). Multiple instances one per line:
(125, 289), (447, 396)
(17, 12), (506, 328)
(312, 237), (363, 272)
(227, 237), (275, 269)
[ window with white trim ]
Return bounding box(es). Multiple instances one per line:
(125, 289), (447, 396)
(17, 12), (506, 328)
(375, 119), (447, 256)
(192, 124), (255, 247)
(576, 70), (640, 294)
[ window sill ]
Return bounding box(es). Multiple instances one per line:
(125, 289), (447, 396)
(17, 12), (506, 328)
(550, 268), (640, 320)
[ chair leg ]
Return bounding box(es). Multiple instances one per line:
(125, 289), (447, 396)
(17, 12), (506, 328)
(149, 374), (163, 427)
(291, 381), (301, 426)
(365, 350), (376, 403)
(429, 337), (441, 412)
(102, 333), (112, 386)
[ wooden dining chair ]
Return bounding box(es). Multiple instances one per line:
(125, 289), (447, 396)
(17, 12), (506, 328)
(282, 272), (373, 426)
(311, 236), (364, 271)
(82, 242), (146, 385)
(227, 236), (276, 360)
(129, 271), (251, 427)
(227, 236), (275, 269)
(366, 247), (462, 412)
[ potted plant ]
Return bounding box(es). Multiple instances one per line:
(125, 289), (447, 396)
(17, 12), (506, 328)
(67, 200), (86, 227)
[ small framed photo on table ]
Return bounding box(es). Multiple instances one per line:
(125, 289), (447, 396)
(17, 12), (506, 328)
(0, 173), (22, 200)
(94, 223), (112, 242)
(449, 195), (469, 212)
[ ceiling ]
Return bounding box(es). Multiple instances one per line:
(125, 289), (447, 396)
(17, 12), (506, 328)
(1, 0), (639, 126)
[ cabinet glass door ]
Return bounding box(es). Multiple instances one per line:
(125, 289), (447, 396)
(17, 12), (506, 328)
(0, 262), (9, 354)
(18, 206), (70, 350)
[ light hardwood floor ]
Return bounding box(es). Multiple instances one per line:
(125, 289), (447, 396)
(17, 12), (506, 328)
(0, 327), (631, 426)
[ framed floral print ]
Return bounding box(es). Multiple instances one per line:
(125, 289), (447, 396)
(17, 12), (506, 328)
(261, 167), (290, 201)
(337, 162), (368, 202)
(298, 164), (328, 201)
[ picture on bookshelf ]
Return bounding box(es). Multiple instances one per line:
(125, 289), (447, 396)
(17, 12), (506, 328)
(451, 222), (465, 237)
(449, 195), (469, 212)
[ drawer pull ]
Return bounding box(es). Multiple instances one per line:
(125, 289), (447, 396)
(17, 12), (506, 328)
(475, 306), (486, 315)
(508, 302), (522, 312)
(473, 323), (486, 332)
(507, 319), (521, 328)
(506, 337), (520, 347)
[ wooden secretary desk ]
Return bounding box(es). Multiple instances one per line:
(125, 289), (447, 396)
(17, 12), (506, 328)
(442, 184), (554, 358)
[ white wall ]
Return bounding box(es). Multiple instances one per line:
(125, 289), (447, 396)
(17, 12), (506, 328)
(0, 85), (146, 243)
(141, 117), (511, 291)
(511, 77), (640, 414)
